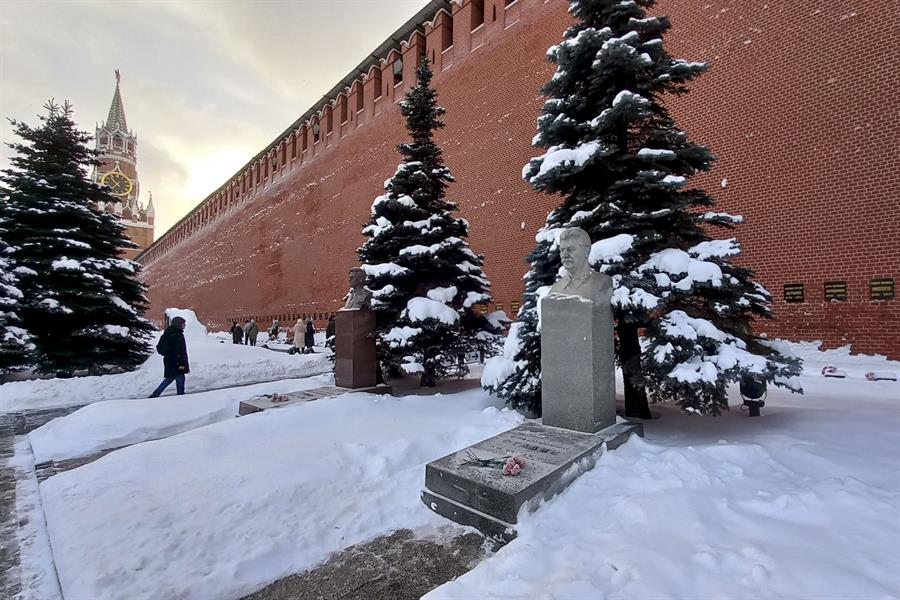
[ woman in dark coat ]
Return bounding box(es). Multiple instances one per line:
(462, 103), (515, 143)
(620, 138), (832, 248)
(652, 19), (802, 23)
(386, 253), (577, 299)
(150, 316), (190, 397)
(304, 319), (315, 354)
(230, 321), (243, 344)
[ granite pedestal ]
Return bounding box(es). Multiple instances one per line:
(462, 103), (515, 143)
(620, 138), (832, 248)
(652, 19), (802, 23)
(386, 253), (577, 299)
(335, 308), (377, 389)
(422, 421), (642, 541)
(541, 291), (616, 433)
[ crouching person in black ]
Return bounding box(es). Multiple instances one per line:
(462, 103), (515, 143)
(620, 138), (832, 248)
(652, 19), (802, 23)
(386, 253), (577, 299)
(150, 316), (190, 397)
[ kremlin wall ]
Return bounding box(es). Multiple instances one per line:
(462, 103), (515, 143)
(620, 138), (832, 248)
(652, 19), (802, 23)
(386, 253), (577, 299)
(137, 0), (899, 358)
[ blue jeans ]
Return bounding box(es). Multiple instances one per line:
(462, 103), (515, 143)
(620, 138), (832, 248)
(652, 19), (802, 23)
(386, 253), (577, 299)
(150, 374), (185, 397)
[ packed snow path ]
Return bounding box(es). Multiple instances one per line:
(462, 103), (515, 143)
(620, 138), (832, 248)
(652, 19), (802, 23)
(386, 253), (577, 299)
(1, 406), (80, 600)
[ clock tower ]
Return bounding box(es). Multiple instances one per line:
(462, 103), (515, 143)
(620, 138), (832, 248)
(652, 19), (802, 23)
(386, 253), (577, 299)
(92, 70), (154, 260)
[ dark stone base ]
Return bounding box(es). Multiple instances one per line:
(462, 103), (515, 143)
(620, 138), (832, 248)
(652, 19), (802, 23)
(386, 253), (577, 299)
(335, 309), (377, 389)
(422, 420), (643, 540)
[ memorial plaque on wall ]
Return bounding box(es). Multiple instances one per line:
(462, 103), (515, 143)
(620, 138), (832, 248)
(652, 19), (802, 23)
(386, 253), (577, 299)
(784, 283), (805, 303)
(824, 281), (848, 301)
(870, 278), (895, 300)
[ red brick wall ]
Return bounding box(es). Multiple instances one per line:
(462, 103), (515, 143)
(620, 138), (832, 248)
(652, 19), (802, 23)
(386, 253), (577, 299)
(139, 0), (899, 358)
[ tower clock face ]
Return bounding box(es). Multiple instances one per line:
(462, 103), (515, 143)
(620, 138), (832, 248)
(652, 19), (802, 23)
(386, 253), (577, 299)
(100, 172), (133, 197)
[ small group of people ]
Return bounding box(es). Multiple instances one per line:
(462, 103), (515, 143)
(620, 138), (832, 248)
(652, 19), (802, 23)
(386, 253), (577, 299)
(292, 318), (316, 354)
(149, 315), (318, 398)
(229, 319), (259, 346)
(227, 317), (315, 354)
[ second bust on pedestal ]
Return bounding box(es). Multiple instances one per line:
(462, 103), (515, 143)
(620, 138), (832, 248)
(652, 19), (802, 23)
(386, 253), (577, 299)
(343, 267), (372, 310)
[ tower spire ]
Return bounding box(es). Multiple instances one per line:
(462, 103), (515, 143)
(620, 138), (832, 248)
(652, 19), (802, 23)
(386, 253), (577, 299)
(106, 69), (128, 132)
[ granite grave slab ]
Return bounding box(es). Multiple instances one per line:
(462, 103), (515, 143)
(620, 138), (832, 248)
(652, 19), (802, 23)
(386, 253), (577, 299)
(422, 420), (642, 541)
(238, 386), (347, 415)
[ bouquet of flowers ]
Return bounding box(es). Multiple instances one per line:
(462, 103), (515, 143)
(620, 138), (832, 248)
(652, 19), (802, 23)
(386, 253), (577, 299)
(460, 450), (526, 476)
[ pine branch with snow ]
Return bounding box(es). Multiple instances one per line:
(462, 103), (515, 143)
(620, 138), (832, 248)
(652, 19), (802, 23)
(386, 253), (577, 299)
(0, 100), (154, 375)
(358, 60), (499, 386)
(0, 235), (35, 373)
(484, 0), (801, 416)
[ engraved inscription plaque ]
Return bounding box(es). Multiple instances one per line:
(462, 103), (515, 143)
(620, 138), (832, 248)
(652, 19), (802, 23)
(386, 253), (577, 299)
(824, 281), (848, 301)
(784, 283), (805, 303)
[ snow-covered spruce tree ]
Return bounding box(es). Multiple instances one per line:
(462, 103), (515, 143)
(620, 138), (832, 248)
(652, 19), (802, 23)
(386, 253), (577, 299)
(0, 234), (35, 374)
(358, 59), (498, 387)
(484, 0), (801, 416)
(0, 100), (154, 375)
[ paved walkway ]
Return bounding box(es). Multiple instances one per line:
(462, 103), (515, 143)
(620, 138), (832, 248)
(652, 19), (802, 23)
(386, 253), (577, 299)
(0, 406), (81, 599)
(245, 528), (497, 600)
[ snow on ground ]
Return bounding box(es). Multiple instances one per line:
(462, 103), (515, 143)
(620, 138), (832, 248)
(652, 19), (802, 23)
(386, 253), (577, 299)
(38, 388), (523, 600)
(427, 345), (900, 600)
(0, 315), (331, 412)
(9, 438), (62, 600)
(29, 341), (900, 599)
(28, 374), (334, 464)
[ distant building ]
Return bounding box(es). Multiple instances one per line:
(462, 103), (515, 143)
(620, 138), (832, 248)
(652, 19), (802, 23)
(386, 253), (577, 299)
(92, 71), (154, 260)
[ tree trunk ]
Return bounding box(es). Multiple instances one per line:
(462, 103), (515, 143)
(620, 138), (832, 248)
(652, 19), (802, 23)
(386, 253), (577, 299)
(617, 322), (652, 419)
(420, 367), (437, 387)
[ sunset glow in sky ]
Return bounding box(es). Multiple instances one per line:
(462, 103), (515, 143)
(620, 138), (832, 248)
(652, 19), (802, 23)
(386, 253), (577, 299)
(0, 0), (432, 237)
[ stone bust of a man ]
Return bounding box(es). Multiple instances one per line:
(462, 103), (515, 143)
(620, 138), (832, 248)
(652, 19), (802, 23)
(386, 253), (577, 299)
(342, 267), (372, 310)
(549, 227), (612, 300)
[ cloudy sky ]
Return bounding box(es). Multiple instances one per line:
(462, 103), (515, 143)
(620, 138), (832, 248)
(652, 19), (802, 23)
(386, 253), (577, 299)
(0, 0), (432, 237)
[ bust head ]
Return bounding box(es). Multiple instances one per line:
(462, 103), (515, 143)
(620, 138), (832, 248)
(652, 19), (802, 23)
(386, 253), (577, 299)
(343, 267), (372, 309)
(558, 228), (591, 278)
(348, 267), (366, 289)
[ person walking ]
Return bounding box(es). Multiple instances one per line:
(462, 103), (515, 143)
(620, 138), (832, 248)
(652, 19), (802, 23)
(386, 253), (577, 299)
(292, 318), (304, 355)
(150, 316), (190, 397)
(246, 319), (260, 347)
(304, 318), (315, 354)
(243, 320), (251, 345)
(230, 321), (243, 344)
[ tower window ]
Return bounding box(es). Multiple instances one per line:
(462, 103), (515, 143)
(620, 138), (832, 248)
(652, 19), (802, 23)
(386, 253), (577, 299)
(373, 69), (383, 100)
(442, 16), (453, 50)
(326, 108), (333, 134)
(313, 121), (321, 142)
(355, 84), (364, 112)
(471, 0), (484, 30)
(339, 96), (348, 124)
(393, 58), (403, 86)
(302, 126), (309, 151)
(291, 135), (297, 158)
